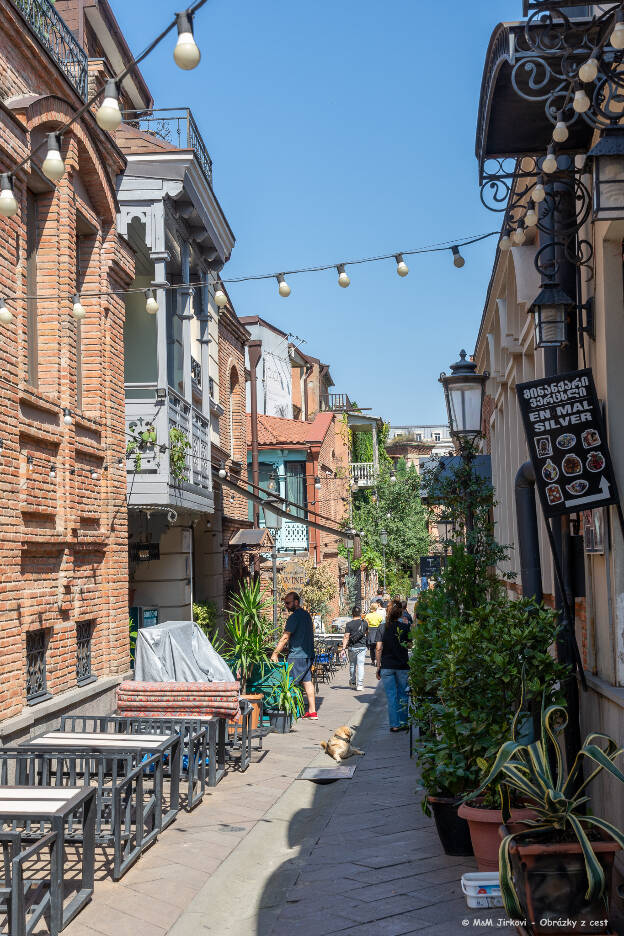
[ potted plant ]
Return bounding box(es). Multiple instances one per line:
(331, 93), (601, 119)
(465, 700), (624, 933)
(263, 664), (304, 733)
(224, 580), (273, 729)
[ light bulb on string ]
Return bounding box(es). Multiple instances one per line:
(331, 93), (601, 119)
(96, 80), (122, 131)
(49, 467), (56, 479)
(451, 246), (465, 268)
(72, 293), (86, 321)
(611, 10), (624, 49)
(542, 145), (558, 175)
(552, 112), (569, 143)
(214, 286), (227, 308)
(499, 229), (512, 251)
(90, 468), (98, 480)
(0, 297), (13, 325)
(573, 86), (591, 113)
(337, 264), (350, 288)
(42, 133), (65, 182)
(533, 177), (546, 203)
(173, 11), (201, 70)
(63, 408), (73, 426)
(395, 253), (409, 277)
(512, 221), (526, 245)
(276, 274), (291, 298)
(579, 55), (599, 84)
(145, 289), (158, 315)
(0, 174), (17, 217)
(525, 200), (538, 227)
(27, 456), (33, 472)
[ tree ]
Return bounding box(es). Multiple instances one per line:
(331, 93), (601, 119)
(278, 557), (336, 618)
(345, 462), (429, 590)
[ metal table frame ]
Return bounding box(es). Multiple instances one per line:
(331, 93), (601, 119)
(0, 785), (95, 934)
(11, 729), (180, 879)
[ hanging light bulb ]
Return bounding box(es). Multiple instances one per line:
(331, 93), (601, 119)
(72, 293), (86, 321)
(579, 55), (599, 84)
(525, 200), (538, 227)
(337, 264), (350, 288)
(27, 455), (34, 472)
(145, 289), (158, 315)
(451, 246), (465, 268)
(512, 221), (526, 245)
(218, 468), (227, 479)
(552, 112), (569, 143)
(573, 86), (591, 113)
(0, 174), (17, 217)
(395, 253), (409, 277)
(276, 274), (291, 298)
(63, 408), (73, 426)
(542, 145), (558, 175)
(314, 476), (321, 489)
(499, 229), (512, 252)
(533, 177), (546, 203)
(49, 467), (56, 479)
(174, 11), (201, 70)
(90, 468), (98, 480)
(96, 80), (122, 131)
(0, 297), (13, 325)
(42, 133), (65, 182)
(214, 286), (227, 308)
(611, 10), (624, 49)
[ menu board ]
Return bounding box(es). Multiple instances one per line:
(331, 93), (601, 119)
(420, 556), (442, 578)
(517, 369), (619, 518)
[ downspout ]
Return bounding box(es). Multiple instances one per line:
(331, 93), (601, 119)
(514, 461), (543, 602)
(248, 340), (262, 529)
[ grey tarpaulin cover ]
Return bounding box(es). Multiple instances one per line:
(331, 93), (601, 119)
(134, 620), (235, 683)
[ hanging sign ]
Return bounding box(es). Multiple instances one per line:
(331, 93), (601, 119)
(517, 368), (620, 518)
(420, 556), (442, 578)
(281, 559), (307, 593)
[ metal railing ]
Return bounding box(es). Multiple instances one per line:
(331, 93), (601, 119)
(11, 0), (88, 99)
(350, 462), (376, 487)
(191, 355), (202, 389)
(168, 388), (210, 489)
(320, 392), (353, 412)
(122, 108), (213, 185)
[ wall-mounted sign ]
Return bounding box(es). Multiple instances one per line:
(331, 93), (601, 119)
(281, 559), (307, 593)
(141, 608), (159, 629)
(517, 369), (620, 518)
(129, 543), (160, 562)
(420, 556), (442, 578)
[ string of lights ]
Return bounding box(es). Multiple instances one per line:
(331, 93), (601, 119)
(0, 231), (498, 325)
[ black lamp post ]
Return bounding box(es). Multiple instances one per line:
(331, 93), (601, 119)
(439, 350), (488, 544)
(380, 530), (388, 594)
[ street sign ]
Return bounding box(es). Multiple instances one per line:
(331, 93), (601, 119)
(517, 368), (620, 518)
(420, 556), (442, 578)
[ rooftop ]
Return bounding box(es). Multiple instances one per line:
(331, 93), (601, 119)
(248, 412), (334, 448)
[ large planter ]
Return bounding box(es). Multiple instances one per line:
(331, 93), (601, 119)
(266, 711), (293, 734)
(427, 795), (473, 857)
(458, 802), (536, 871)
(502, 826), (619, 934)
(240, 693), (263, 730)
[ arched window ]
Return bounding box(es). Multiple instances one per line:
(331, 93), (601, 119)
(229, 366), (239, 458)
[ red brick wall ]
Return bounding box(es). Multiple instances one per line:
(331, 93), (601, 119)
(0, 8), (134, 719)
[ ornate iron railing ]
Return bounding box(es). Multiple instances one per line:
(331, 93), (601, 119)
(11, 0), (88, 100)
(26, 629), (49, 703)
(191, 355), (202, 388)
(122, 108), (213, 185)
(76, 621), (94, 685)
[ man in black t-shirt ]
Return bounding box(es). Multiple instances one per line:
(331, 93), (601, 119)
(340, 605), (368, 691)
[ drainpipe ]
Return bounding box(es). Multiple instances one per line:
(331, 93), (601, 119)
(248, 341), (262, 529)
(515, 461), (543, 603)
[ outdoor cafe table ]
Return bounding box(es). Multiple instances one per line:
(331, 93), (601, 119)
(18, 730), (181, 879)
(0, 785), (95, 934)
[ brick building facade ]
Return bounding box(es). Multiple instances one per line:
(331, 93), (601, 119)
(0, 0), (134, 734)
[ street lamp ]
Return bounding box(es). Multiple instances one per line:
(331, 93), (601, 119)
(380, 529), (388, 594)
(528, 281), (574, 349)
(439, 350), (488, 451)
(588, 126), (624, 220)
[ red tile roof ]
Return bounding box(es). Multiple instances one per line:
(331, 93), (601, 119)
(248, 412), (334, 447)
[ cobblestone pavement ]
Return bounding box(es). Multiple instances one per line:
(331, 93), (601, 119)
(64, 655), (502, 936)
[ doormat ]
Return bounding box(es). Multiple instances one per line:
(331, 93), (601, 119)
(297, 765), (357, 783)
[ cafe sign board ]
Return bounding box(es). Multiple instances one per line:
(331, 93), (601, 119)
(517, 369), (619, 518)
(420, 556), (442, 578)
(281, 559), (307, 593)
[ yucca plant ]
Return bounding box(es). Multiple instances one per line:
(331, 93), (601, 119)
(264, 664), (304, 720)
(224, 580), (273, 693)
(465, 697), (624, 920)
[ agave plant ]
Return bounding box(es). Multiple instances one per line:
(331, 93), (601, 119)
(264, 664), (304, 720)
(464, 699), (624, 920)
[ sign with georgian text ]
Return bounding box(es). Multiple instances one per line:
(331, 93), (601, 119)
(517, 369), (619, 518)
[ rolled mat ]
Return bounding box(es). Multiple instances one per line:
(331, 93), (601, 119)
(117, 681), (241, 721)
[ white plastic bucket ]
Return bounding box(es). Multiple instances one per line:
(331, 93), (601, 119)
(461, 871), (504, 909)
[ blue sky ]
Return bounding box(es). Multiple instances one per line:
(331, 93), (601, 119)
(115, 0), (520, 425)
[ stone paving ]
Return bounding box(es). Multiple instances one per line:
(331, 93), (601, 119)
(63, 655), (503, 936)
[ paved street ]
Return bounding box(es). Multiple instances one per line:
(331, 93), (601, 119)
(62, 655), (503, 936)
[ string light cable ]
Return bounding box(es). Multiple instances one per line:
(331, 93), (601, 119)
(0, 231), (498, 321)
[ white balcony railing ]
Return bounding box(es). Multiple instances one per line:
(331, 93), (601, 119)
(350, 462), (376, 487)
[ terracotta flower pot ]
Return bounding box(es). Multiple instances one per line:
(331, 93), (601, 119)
(427, 795), (473, 856)
(501, 825), (620, 934)
(240, 693), (263, 730)
(457, 801), (536, 871)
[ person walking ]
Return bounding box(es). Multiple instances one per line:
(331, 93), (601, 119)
(271, 591), (317, 719)
(340, 606), (368, 691)
(400, 600), (413, 626)
(374, 587), (388, 609)
(376, 599), (411, 732)
(365, 601), (385, 664)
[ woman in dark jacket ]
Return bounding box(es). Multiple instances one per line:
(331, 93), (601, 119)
(375, 599), (411, 732)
